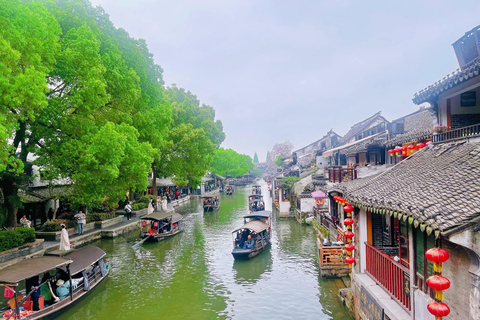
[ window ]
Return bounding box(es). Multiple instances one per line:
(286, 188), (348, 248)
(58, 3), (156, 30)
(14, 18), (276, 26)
(461, 91), (476, 107)
(399, 220), (409, 267)
(282, 188), (291, 202)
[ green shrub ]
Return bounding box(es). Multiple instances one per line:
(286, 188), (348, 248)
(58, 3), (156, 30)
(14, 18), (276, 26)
(41, 221), (62, 232)
(87, 212), (115, 222)
(67, 220), (77, 229)
(137, 195), (155, 204)
(0, 227), (36, 252)
(132, 203), (147, 211)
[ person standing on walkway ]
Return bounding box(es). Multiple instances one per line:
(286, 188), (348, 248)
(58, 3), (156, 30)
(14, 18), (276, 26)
(59, 224), (71, 251)
(125, 202), (132, 220)
(147, 199), (154, 215)
(161, 196), (168, 211)
(74, 211), (86, 235)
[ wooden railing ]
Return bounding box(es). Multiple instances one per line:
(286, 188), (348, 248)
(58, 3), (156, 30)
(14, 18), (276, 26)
(319, 244), (347, 267)
(432, 123), (480, 143)
(327, 166), (357, 183)
(337, 226), (346, 244)
(365, 242), (411, 311)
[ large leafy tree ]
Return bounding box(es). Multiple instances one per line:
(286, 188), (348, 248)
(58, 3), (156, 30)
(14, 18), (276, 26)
(153, 86), (224, 190)
(210, 148), (253, 178)
(0, 0), (61, 226)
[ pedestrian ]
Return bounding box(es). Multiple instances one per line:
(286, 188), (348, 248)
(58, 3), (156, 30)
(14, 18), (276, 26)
(74, 210), (86, 235)
(20, 215), (31, 228)
(59, 224), (71, 251)
(125, 202), (132, 220)
(175, 190), (179, 200)
(157, 196), (161, 210)
(161, 196), (168, 211)
(147, 199), (154, 215)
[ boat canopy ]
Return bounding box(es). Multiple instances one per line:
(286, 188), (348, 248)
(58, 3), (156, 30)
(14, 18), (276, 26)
(0, 256), (72, 285)
(232, 220), (269, 234)
(64, 246), (106, 275)
(249, 195), (263, 199)
(141, 212), (183, 223)
(243, 210), (271, 219)
(252, 185), (261, 187)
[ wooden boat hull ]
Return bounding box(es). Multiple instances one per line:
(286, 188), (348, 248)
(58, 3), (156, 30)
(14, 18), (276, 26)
(140, 229), (182, 242)
(232, 244), (270, 260)
(203, 206), (219, 212)
(20, 268), (109, 320)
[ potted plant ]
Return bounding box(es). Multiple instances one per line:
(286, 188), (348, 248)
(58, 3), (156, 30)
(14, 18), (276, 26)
(431, 124), (450, 134)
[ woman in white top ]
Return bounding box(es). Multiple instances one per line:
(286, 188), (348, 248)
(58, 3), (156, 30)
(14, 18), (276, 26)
(59, 224), (71, 251)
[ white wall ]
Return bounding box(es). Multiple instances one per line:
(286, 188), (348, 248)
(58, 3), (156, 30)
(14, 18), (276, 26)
(358, 209), (367, 273)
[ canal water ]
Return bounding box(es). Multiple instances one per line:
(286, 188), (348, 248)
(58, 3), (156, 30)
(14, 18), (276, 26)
(57, 182), (352, 320)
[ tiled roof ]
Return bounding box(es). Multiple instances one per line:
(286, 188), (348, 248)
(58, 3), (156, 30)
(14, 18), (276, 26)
(329, 141), (480, 237)
(384, 108), (436, 147)
(413, 58), (480, 105)
(339, 112), (387, 144)
(340, 133), (387, 156)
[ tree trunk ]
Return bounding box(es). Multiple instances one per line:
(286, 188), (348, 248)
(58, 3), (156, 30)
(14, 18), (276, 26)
(1, 177), (18, 228)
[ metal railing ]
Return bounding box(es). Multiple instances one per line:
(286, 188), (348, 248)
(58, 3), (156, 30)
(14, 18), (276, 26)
(365, 242), (411, 312)
(432, 123), (480, 143)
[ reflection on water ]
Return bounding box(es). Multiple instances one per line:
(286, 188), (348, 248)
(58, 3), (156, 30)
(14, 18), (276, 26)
(56, 182), (352, 320)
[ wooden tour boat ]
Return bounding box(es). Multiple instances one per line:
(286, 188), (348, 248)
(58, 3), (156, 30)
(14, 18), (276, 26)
(232, 210), (272, 260)
(225, 185), (235, 195)
(139, 211), (183, 242)
(248, 194), (265, 212)
(251, 185), (262, 195)
(202, 196), (220, 212)
(0, 246), (109, 320)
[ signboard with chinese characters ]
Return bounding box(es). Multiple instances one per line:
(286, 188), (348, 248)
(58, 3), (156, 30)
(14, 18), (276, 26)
(360, 286), (384, 320)
(404, 272), (410, 297)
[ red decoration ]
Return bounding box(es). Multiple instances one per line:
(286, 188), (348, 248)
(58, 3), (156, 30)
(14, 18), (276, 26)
(427, 275), (450, 291)
(407, 145), (415, 150)
(153, 222), (158, 227)
(417, 142), (426, 149)
(344, 231), (354, 238)
(345, 202), (351, 206)
(388, 149), (395, 156)
(142, 221), (147, 227)
(334, 196), (339, 202)
(345, 256), (355, 264)
(427, 302), (450, 317)
(401, 146), (407, 154)
(344, 205), (354, 213)
(344, 218), (354, 225)
(345, 244), (355, 251)
(426, 248), (449, 264)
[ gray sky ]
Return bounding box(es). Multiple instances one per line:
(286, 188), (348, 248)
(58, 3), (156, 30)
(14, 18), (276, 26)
(91, 0), (480, 161)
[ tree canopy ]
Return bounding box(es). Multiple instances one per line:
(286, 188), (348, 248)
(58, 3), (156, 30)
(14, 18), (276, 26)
(210, 148), (253, 178)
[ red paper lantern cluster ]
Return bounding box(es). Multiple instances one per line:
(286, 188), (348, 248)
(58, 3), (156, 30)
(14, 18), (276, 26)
(388, 142), (427, 157)
(343, 201), (355, 267)
(426, 248), (450, 319)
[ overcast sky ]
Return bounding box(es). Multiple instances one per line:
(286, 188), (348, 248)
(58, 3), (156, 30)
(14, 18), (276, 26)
(91, 0), (480, 161)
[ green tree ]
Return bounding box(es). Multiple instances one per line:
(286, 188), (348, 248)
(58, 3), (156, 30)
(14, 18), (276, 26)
(210, 148), (252, 178)
(275, 155), (285, 167)
(253, 152), (259, 163)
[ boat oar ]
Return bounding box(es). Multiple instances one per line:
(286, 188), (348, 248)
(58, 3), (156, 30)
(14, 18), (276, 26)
(132, 234), (152, 249)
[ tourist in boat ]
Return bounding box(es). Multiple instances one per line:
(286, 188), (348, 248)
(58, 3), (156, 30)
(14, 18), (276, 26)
(234, 232), (242, 248)
(243, 235), (254, 249)
(59, 224), (71, 251)
(55, 279), (70, 300)
(20, 215), (31, 228)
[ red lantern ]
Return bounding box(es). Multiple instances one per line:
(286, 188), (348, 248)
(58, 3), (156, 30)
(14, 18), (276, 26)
(427, 275), (450, 291)
(345, 202), (351, 206)
(344, 231), (354, 238)
(426, 248), (449, 264)
(153, 222), (158, 227)
(417, 142), (426, 149)
(334, 196), (338, 202)
(142, 221), (147, 227)
(388, 149), (394, 156)
(344, 218), (354, 225)
(394, 148), (400, 155)
(345, 256), (356, 264)
(345, 244), (355, 251)
(401, 146), (407, 154)
(427, 301), (450, 317)
(344, 205), (354, 213)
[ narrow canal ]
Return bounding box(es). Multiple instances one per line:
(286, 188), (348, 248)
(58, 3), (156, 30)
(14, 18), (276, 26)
(57, 182), (352, 320)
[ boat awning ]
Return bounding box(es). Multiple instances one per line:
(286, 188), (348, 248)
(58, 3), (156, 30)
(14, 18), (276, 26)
(322, 132), (383, 157)
(232, 220), (269, 234)
(243, 211), (271, 219)
(248, 195), (263, 199)
(64, 246), (106, 275)
(311, 190), (328, 199)
(142, 211), (182, 221)
(0, 256), (72, 285)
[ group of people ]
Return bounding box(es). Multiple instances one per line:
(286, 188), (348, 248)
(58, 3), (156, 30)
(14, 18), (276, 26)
(234, 231), (255, 249)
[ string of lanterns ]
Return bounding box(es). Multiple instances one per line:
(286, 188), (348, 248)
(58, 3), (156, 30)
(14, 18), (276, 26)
(388, 142), (426, 156)
(426, 248), (450, 320)
(334, 195), (355, 267)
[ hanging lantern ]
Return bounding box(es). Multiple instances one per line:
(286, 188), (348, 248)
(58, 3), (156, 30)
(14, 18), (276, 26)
(142, 221), (147, 227)
(388, 149), (395, 156)
(345, 243), (355, 251)
(426, 248), (449, 272)
(153, 222), (158, 227)
(345, 256), (355, 264)
(344, 206), (354, 218)
(401, 146), (407, 155)
(345, 202), (351, 206)
(427, 275), (450, 300)
(407, 145), (415, 154)
(344, 231), (354, 238)
(427, 301), (450, 318)
(394, 148), (400, 155)
(344, 218), (354, 225)
(334, 196), (339, 202)
(417, 142), (426, 149)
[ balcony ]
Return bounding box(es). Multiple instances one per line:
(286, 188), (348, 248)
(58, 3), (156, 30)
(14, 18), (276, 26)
(365, 242), (411, 312)
(432, 123), (480, 144)
(327, 166), (357, 183)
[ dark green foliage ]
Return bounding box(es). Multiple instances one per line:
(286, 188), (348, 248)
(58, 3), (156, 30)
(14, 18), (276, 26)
(132, 203), (147, 211)
(87, 212), (115, 222)
(41, 221), (63, 232)
(0, 227), (36, 252)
